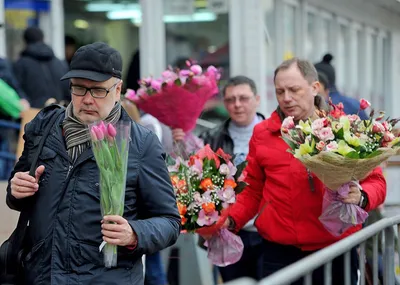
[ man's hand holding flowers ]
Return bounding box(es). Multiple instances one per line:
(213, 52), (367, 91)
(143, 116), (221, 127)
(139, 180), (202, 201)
(341, 184), (363, 206)
(101, 215), (138, 247)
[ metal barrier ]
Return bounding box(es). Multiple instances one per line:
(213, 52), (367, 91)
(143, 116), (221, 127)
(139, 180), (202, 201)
(255, 215), (400, 285)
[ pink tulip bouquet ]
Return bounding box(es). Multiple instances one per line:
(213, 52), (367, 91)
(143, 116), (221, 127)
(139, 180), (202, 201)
(89, 121), (131, 267)
(281, 98), (400, 236)
(124, 61), (221, 132)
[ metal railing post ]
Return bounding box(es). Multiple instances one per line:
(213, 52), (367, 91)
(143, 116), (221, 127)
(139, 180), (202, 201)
(383, 227), (395, 284)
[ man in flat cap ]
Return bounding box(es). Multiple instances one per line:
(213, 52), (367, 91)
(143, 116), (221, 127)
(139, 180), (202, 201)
(6, 42), (180, 285)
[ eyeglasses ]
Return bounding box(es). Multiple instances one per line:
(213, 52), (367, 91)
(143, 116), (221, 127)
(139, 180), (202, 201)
(223, 96), (253, 105)
(70, 81), (120, 98)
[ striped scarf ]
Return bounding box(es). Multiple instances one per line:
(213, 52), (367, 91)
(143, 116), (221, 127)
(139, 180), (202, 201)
(62, 102), (122, 162)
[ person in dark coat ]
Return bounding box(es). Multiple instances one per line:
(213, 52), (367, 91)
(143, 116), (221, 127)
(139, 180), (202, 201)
(6, 42), (181, 285)
(314, 54), (367, 119)
(13, 26), (70, 108)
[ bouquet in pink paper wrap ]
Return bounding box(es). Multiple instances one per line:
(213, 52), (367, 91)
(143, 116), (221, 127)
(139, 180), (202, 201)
(168, 145), (247, 266)
(281, 98), (400, 236)
(125, 62), (221, 132)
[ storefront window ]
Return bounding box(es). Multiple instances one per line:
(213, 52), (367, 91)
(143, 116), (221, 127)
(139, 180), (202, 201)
(283, 3), (296, 60)
(4, 0), (50, 60)
(337, 24), (349, 92)
(306, 12), (315, 62)
(164, 0), (229, 80)
(320, 17), (331, 59)
(64, 0), (140, 84)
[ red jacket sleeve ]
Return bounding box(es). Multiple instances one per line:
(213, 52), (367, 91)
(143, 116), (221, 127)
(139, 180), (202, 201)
(360, 166), (386, 212)
(229, 127), (266, 231)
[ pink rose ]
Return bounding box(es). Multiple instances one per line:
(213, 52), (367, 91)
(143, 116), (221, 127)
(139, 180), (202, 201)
(206, 65), (221, 80)
(190, 65), (202, 75)
(383, 131), (395, 142)
(196, 209), (219, 226)
(125, 89), (136, 101)
(151, 79), (162, 91)
(326, 141), (338, 151)
(311, 118), (326, 131)
(316, 141), (326, 151)
(348, 114), (360, 123)
(282, 116), (295, 130)
(372, 122), (385, 134)
(162, 70), (177, 80)
(317, 127), (335, 142)
(137, 88), (147, 96)
(337, 102), (344, 111)
(179, 70), (191, 77)
(360, 99), (371, 110)
(382, 121), (391, 132)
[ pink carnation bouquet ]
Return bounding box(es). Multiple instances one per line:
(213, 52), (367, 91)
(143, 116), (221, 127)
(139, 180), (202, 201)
(281, 98), (400, 236)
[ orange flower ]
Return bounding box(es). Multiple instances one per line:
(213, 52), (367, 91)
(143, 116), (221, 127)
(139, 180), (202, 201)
(200, 178), (213, 191)
(181, 215), (187, 225)
(202, 202), (216, 214)
(177, 202), (187, 216)
(170, 175), (179, 186)
(224, 179), (237, 189)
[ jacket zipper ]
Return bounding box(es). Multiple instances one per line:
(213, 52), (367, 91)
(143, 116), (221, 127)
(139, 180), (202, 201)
(66, 165), (73, 179)
(254, 202), (269, 226)
(307, 169), (315, 192)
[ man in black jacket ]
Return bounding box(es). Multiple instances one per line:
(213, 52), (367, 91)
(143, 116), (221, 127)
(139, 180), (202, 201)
(13, 27), (70, 108)
(6, 42), (180, 285)
(199, 75), (265, 282)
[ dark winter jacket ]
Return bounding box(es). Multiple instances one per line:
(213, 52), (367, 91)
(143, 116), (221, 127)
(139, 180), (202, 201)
(6, 105), (181, 284)
(13, 43), (70, 108)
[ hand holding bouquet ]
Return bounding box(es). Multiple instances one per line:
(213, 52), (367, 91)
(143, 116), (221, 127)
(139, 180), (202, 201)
(168, 145), (247, 266)
(89, 121), (131, 267)
(281, 98), (400, 236)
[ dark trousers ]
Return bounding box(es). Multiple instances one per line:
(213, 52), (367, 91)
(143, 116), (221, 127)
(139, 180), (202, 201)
(262, 240), (359, 285)
(218, 230), (264, 282)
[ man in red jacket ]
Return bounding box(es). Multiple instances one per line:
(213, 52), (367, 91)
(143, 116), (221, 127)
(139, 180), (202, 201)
(222, 58), (386, 285)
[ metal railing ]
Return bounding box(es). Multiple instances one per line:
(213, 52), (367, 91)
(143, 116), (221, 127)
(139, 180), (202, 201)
(253, 215), (400, 285)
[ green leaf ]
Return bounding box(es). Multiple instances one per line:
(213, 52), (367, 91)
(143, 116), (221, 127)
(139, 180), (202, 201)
(281, 136), (297, 150)
(234, 161), (248, 180)
(392, 141), (400, 148)
(174, 78), (182, 86)
(234, 181), (248, 194)
(344, 151), (360, 159)
(336, 128), (344, 140)
(365, 150), (384, 159)
(166, 155), (176, 166)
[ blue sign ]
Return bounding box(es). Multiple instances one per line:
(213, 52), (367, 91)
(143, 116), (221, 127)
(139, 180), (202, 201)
(5, 0), (50, 12)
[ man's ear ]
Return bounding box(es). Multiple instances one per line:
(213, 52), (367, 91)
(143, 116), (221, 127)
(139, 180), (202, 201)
(116, 80), (123, 101)
(312, 81), (321, 97)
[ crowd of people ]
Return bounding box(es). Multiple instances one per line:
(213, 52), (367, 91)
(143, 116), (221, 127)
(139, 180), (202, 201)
(0, 25), (393, 285)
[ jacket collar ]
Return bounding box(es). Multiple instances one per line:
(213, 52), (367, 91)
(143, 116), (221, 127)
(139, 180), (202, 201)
(221, 112), (266, 133)
(265, 111), (282, 133)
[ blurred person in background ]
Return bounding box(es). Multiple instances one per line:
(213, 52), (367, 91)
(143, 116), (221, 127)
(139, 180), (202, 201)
(213, 58), (386, 285)
(65, 35), (78, 66)
(193, 75), (265, 283)
(0, 57), (30, 179)
(315, 53), (367, 119)
(317, 72), (330, 100)
(14, 26), (70, 108)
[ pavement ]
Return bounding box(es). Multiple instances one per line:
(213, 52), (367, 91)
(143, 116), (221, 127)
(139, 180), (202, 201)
(0, 182), (19, 244)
